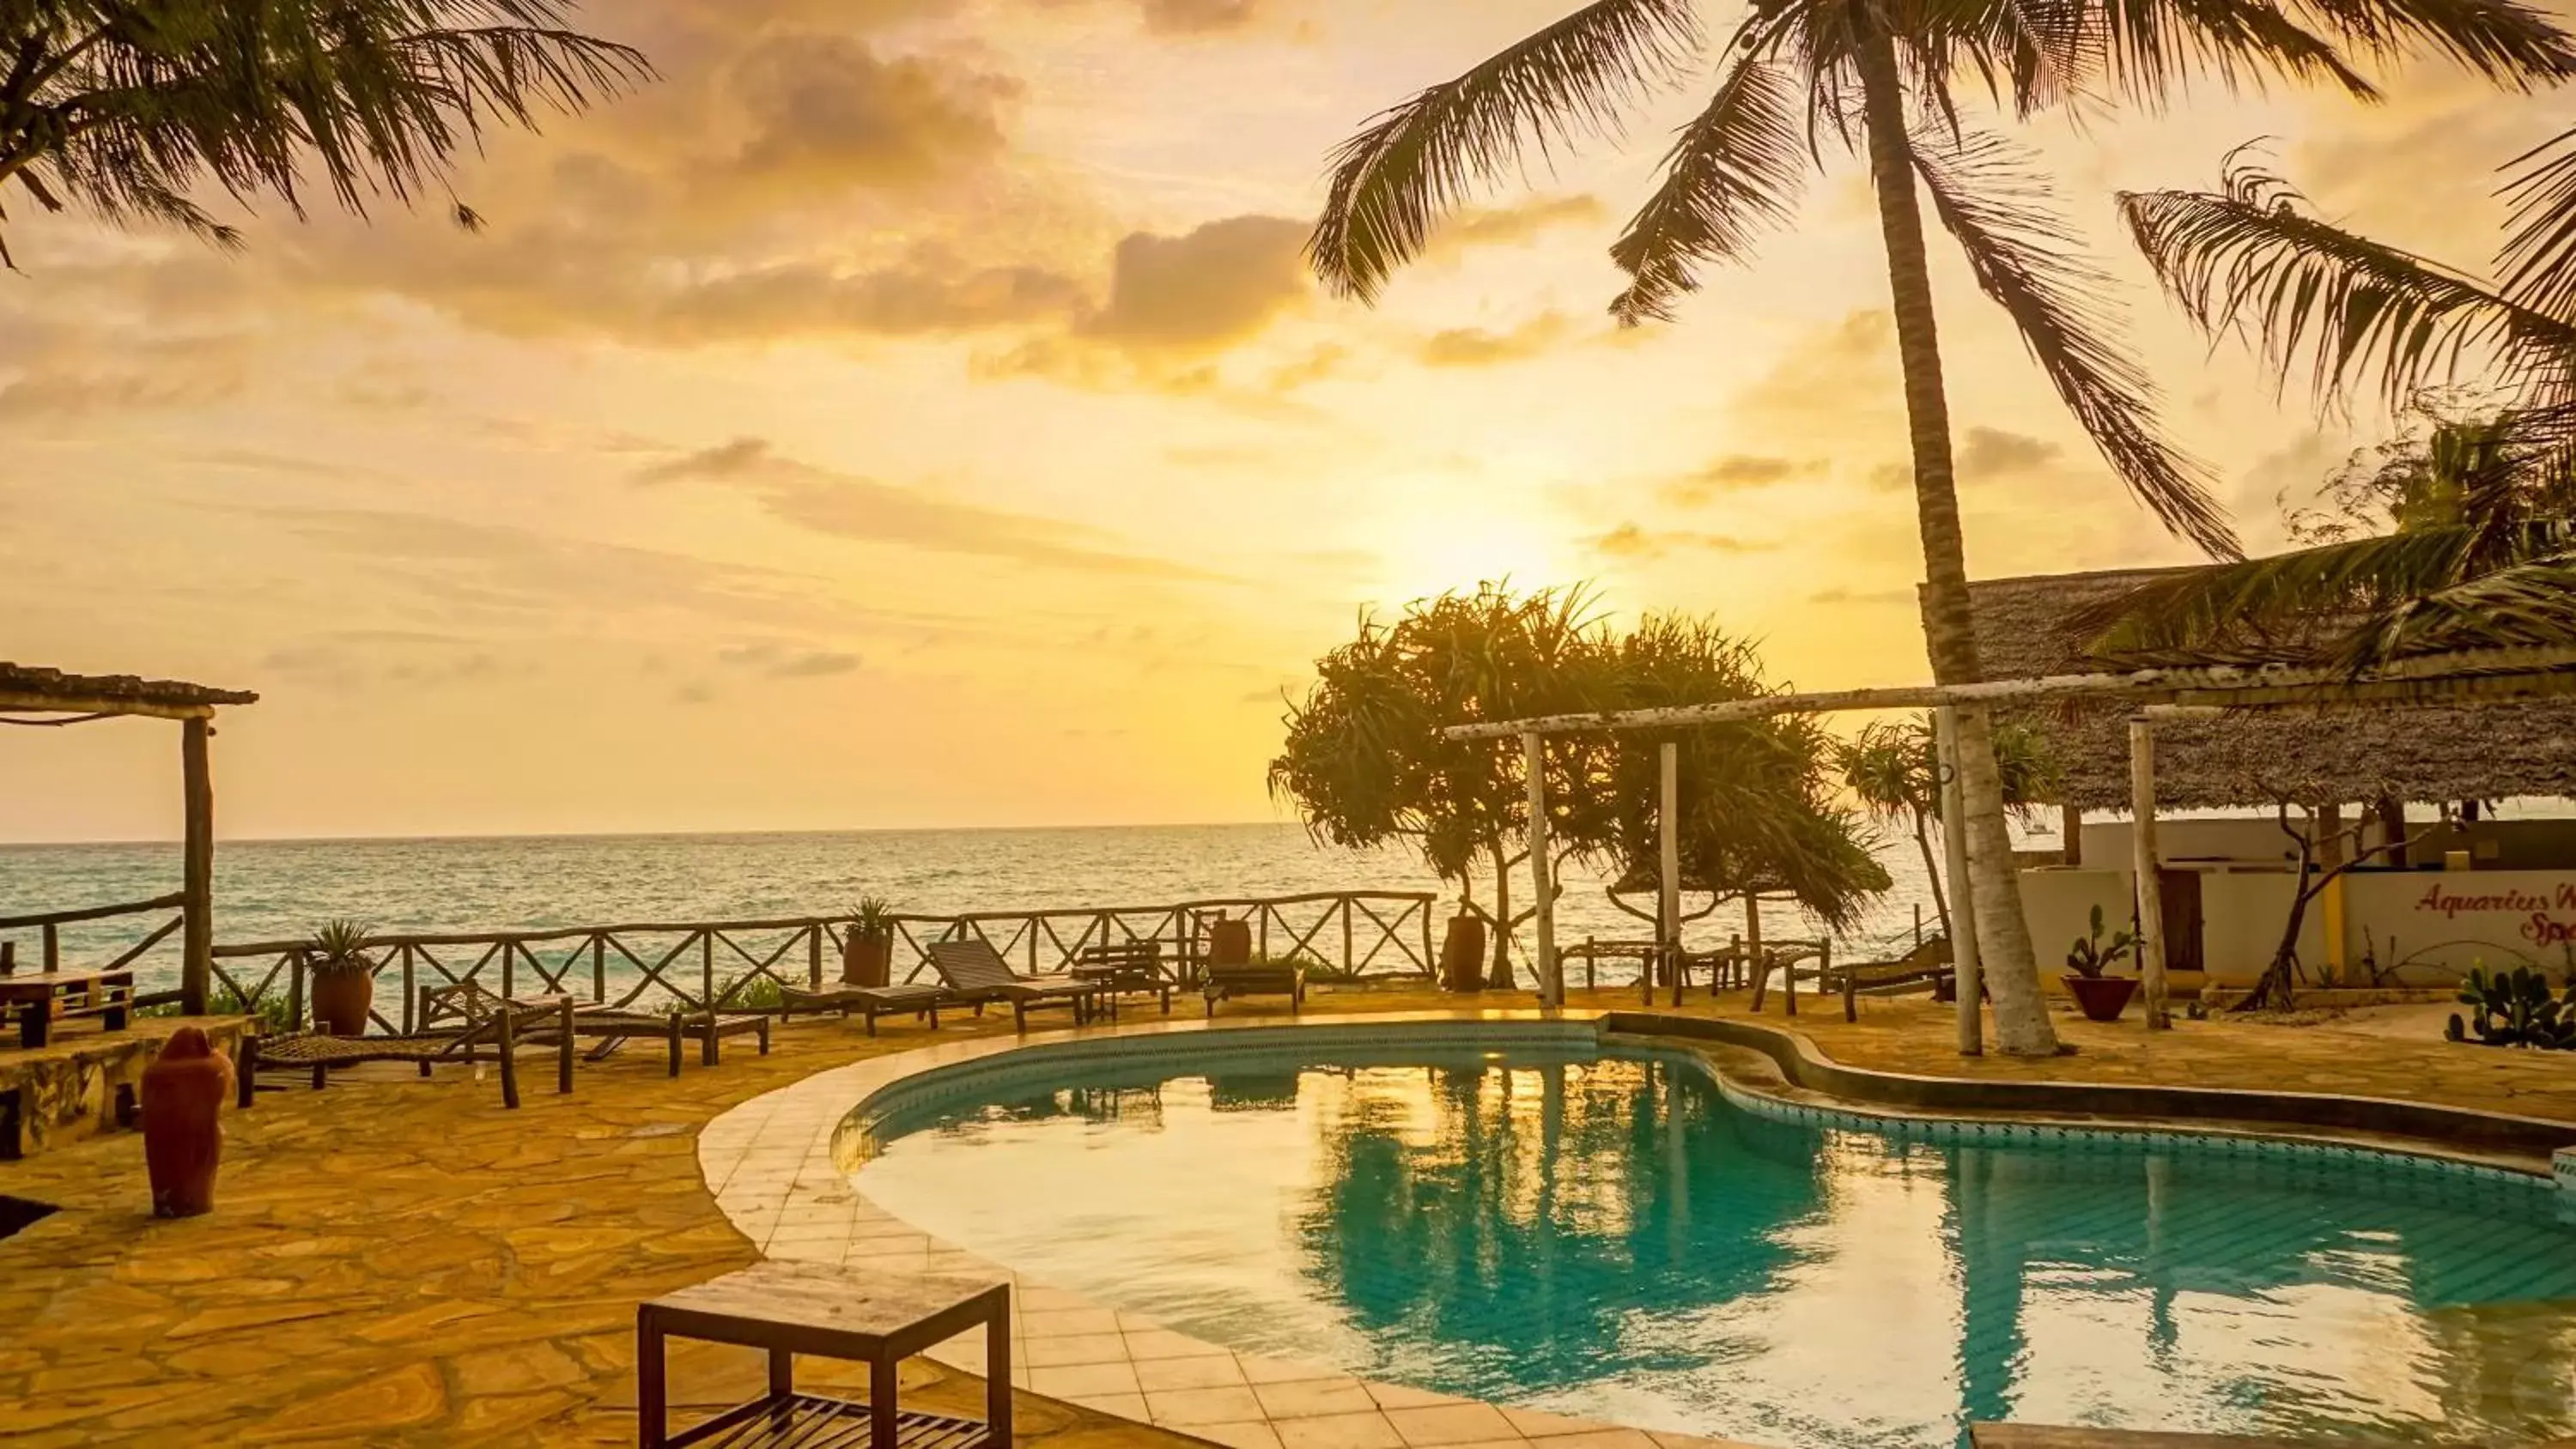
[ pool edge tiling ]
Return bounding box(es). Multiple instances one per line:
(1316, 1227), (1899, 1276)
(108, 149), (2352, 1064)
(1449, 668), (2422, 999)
(691, 1010), (2563, 1449)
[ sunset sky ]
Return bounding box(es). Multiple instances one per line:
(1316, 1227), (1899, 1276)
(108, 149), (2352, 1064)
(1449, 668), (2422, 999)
(2, 0), (2566, 843)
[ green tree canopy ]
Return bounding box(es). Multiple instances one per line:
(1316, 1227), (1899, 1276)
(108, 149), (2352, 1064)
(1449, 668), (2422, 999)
(1838, 713), (2056, 942)
(0, 1), (651, 264)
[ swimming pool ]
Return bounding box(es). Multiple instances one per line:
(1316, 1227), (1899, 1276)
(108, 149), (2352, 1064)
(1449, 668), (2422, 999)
(849, 1032), (2576, 1449)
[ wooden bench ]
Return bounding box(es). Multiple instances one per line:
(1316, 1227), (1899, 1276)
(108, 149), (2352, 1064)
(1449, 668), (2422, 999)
(1072, 940), (1173, 1017)
(0, 944), (134, 1048)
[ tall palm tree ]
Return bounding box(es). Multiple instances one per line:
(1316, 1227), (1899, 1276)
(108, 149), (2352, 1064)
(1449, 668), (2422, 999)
(1300, 0), (2576, 1054)
(0, 1), (651, 265)
(1838, 712), (2054, 943)
(2092, 142), (2576, 668)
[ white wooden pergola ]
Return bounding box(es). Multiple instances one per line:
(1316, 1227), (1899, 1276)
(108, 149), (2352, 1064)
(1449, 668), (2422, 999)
(1443, 645), (2576, 1044)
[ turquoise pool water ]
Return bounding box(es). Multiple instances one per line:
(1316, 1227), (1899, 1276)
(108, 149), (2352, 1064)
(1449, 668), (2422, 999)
(854, 1039), (2576, 1448)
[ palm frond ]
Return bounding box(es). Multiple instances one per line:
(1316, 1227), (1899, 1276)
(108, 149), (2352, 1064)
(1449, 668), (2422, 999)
(2279, 0), (2576, 89)
(1911, 123), (2240, 558)
(1305, 0), (1700, 304)
(2325, 555), (2576, 667)
(2081, 0), (2379, 102)
(2501, 123), (2576, 323)
(1607, 55), (1807, 326)
(2118, 149), (2576, 412)
(2076, 526), (2494, 658)
(1, 1), (650, 254)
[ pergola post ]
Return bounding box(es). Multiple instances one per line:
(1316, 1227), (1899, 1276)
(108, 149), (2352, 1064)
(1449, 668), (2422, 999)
(2129, 715), (2170, 1030)
(181, 715), (215, 1016)
(1658, 742), (1680, 991)
(1522, 731), (1559, 1008)
(1935, 708), (1984, 1055)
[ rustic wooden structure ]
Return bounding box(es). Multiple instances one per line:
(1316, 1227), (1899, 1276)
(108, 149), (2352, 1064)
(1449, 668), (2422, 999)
(204, 888), (1437, 1032)
(636, 1264), (1011, 1449)
(925, 940), (1105, 1030)
(1, 664), (257, 1018)
(1444, 629), (2576, 1020)
(0, 958), (133, 1048)
(1070, 939), (1174, 1016)
(1202, 956), (1301, 1016)
(251, 992), (575, 1108)
(779, 982), (949, 1035)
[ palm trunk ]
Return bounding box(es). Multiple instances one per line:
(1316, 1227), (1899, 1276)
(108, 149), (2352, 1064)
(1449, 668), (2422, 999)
(1487, 841), (1517, 990)
(1852, 27), (2057, 1056)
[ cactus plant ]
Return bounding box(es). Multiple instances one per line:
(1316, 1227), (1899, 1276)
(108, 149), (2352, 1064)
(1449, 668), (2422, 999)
(2445, 966), (2576, 1050)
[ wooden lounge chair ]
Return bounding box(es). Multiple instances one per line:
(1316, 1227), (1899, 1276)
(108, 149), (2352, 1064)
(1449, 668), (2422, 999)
(422, 982), (770, 1075)
(1820, 935), (1954, 1021)
(248, 990), (575, 1108)
(924, 940), (1104, 1031)
(1071, 939), (1174, 1018)
(1202, 956), (1301, 1016)
(780, 981), (949, 1035)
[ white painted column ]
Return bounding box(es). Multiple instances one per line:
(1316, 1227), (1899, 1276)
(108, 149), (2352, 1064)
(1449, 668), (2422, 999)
(1524, 731), (1559, 1008)
(1658, 742), (1680, 992)
(2129, 715), (2171, 1030)
(1935, 707), (1984, 1055)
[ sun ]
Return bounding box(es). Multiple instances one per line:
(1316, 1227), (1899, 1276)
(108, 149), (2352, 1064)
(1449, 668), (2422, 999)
(1370, 494), (1585, 606)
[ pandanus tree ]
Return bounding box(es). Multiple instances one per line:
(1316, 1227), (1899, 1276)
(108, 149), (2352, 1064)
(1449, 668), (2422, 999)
(1838, 712), (2054, 943)
(2084, 143), (2576, 668)
(0, 1), (651, 264)
(1270, 584), (1623, 989)
(1605, 616), (1890, 934)
(1302, 0), (2576, 1053)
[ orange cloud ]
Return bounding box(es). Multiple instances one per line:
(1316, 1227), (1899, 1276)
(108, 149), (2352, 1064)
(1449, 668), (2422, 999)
(1417, 311), (1575, 367)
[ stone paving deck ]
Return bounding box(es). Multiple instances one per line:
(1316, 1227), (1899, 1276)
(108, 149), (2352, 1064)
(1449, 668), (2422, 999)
(0, 979), (2564, 1446)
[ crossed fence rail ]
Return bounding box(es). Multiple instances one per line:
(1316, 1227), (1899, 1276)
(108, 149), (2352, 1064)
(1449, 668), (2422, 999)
(0, 893), (190, 1005)
(203, 889), (1442, 1036)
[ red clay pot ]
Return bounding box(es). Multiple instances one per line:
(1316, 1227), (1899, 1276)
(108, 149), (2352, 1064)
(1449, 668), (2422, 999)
(1438, 916), (1487, 993)
(2062, 973), (2140, 1023)
(143, 1028), (234, 1219)
(311, 968), (374, 1037)
(842, 931), (892, 988)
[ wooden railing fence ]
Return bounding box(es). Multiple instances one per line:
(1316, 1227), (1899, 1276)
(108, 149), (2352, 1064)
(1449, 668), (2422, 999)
(205, 889), (1439, 1035)
(0, 893), (190, 1004)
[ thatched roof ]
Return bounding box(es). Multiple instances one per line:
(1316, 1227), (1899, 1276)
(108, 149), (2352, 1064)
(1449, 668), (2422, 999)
(1965, 568), (2576, 811)
(0, 663), (258, 716)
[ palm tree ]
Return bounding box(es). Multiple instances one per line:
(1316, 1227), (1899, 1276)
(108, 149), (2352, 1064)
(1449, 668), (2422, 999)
(1300, 0), (2576, 1054)
(0, 2), (650, 265)
(2091, 142), (2576, 669)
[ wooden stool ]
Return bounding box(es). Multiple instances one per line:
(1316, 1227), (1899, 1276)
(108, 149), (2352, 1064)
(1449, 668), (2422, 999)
(637, 1263), (1012, 1449)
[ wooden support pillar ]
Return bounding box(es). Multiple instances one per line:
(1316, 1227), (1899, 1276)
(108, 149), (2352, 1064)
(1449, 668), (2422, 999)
(180, 715), (214, 1016)
(2374, 797), (2410, 870)
(2061, 803), (2083, 867)
(2318, 801), (2348, 983)
(1935, 708), (1983, 1055)
(1523, 731), (1559, 1008)
(2129, 716), (2171, 1031)
(1658, 742), (1680, 992)
(1743, 894), (1766, 1012)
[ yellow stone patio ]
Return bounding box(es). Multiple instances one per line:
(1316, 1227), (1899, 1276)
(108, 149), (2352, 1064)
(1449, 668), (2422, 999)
(1, 982), (2566, 1447)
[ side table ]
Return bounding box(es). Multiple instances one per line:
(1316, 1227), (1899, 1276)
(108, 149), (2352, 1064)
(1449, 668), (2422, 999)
(637, 1262), (1012, 1449)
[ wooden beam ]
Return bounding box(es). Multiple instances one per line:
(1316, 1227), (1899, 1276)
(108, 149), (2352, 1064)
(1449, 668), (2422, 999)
(1657, 741), (1679, 993)
(181, 717), (214, 1016)
(1522, 732), (1558, 1008)
(1440, 645), (2576, 739)
(2129, 716), (2170, 1031)
(1936, 708), (1984, 1055)
(0, 690), (217, 721)
(2059, 803), (2083, 867)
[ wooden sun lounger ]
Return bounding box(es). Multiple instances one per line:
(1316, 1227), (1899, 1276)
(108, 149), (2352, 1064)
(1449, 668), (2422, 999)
(1202, 958), (1300, 1016)
(780, 982), (950, 1035)
(421, 981), (770, 1075)
(249, 991), (575, 1108)
(925, 940), (1105, 1031)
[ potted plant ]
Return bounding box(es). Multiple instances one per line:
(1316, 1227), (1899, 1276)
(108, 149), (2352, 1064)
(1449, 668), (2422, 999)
(307, 919), (377, 1037)
(843, 898), (896, 988)
(2063, 904), (2140, 1022)
(1437, 902), (1486, 993)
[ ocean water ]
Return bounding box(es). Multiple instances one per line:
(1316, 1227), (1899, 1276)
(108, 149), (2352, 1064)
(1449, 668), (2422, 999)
(860, 1038), (2576, 1448)
(0, 823), (1951, 998)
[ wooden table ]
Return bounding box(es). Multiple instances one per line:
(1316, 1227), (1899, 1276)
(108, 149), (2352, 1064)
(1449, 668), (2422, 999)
(0, 967), (133, 1048)
(637, 1263), (1012, 1449)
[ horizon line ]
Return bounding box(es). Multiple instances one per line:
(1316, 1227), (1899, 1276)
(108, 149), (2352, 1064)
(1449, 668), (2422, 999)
(0, 820), (1305, 851)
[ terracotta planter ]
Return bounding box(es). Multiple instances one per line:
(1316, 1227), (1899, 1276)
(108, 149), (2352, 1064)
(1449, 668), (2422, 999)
(2062, 973), (2139, 1023)
(1438, 915), (1487, 993)
(142, 1028), (234, 1218)
(310, 967), (374, 1038)
(1206, 916), (1253, 969)
(842, 930), (892, 988)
